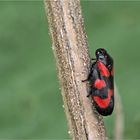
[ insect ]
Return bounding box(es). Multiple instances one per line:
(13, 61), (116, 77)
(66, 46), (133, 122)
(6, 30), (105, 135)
(83, 48), (114, 116)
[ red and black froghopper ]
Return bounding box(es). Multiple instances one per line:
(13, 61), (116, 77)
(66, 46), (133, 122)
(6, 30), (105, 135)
(83, 48), (114, 116)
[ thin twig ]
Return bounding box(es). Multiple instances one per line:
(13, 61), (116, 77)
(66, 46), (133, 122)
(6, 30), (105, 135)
(114, 84), (124, 139)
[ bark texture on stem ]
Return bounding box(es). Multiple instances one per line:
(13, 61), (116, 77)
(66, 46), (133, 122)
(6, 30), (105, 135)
(44, 0), (107, 139)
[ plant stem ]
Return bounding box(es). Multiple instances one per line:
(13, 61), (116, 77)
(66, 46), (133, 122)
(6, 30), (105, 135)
(44, 0), (107, 139)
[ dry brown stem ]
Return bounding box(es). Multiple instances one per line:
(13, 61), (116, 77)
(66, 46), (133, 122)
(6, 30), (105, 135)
(44, 0), (107, 139)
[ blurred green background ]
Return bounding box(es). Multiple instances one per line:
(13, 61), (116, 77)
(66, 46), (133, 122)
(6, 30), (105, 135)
(0, 1), (140, 139)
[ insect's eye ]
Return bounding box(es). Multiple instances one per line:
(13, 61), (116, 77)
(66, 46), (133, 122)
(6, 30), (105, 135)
(99, 55), (104, 59)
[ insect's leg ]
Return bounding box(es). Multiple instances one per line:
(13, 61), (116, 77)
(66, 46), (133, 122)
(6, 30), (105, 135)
(82, 71), (92, 82)
(82, 78), (89, 82)
(82, 61), (96, 82)
(87, 89), (92, 97)
(82, 72), (91, 82)
(87, 87), (96, 97)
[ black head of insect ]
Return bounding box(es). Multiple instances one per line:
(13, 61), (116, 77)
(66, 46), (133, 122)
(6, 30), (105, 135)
(95, 48), (113, 71)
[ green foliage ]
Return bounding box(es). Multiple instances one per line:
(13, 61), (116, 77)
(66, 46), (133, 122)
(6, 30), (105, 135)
(0, 1), (140, 139)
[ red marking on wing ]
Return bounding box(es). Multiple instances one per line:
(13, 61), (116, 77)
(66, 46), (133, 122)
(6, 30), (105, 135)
(93, 89), (113, 109)
(94, 79), (106, 89)
(97, 61), (110, 77)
